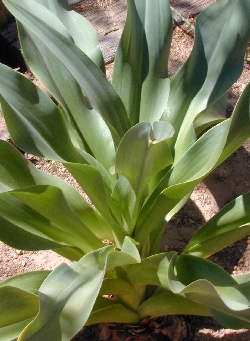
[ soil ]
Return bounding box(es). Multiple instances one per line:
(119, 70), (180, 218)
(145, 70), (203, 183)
(0, 0), (250, 340)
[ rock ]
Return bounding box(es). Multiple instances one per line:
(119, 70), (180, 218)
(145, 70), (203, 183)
(16, 250), (23, 256)
(0, 110), (10, 141)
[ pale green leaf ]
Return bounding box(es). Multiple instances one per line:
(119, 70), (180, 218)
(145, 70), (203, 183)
(0, 142), (102, 257)
(120, 236), (140, 263)
(127, 253), (173, 287)
(34, 0), (105, 70)
(138, 291), (210, 319)
(3, 0), (130, 138)
(17, 243), (141, 341)
(175, 255), (237, 287)
(0, 272), (49, 341)
(164, 0), (250, 157)
(17, 2), (117, 169)
(17, 247), (114, 341)
(116, 122), (173, 195)
(0, 64), (82, 162)
(99, 278), (142, 311)
(184, 192), (250, 257)
(215, 82), (250, 165)
(136, 81), (250, 244)
(0, 287), (39, 328)
(194, 94), (227, 135)
(0, 192), (79, 253)
(135, 120), (230, 243)
(0, 319), (33, 341)
(63, 163), (113, 222)
(87, 298), (140, 325)
(107, 237), (141, 269)
(113, 0), (172, 124)
(0, 271), (50, 293)
(111, 176), (136, 231)
(11, 186), (104, 253)
(129, 252), (250, 328)
(173, 255), (250, 328)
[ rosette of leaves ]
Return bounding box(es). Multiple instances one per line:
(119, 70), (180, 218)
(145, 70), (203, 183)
(0, 0), (250, 340)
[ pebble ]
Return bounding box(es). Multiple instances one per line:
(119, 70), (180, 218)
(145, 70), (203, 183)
(16, 250), (23, 255)
(21, 260), (26, 267)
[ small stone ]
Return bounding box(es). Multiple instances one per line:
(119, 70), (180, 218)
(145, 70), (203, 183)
(16, 250), (23, 255)
(21, 260), (26, 267)
(16, 250), (23, 256)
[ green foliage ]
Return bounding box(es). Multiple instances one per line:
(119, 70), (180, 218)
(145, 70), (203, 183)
(0, 0), (250, 340)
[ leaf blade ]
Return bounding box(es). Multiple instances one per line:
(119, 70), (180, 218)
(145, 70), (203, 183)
(3, 0), (130, 138)
(112, 0), (172, 124)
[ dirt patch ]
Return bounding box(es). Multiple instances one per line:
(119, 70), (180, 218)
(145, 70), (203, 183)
(0, 0), (250, 340)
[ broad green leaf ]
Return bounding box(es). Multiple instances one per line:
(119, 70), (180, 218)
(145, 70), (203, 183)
(99, 278), (142, 311)
(127, 253), (174, 288)
(11, 186), (104, 253)
(106, 236), (141, 268)
(174, 256), (250, 328)
(164, 0), (250, 157)
(136, 81), (250, 244)
(68, 149), (117, 188)
(17, 242), (141, 341)
(17, 247), (113, 341)
(129, 252), (250, 328)
(138, 291), (210, 319)
(34, 0), (105, 70)
(0, 140), (37, 193)
(194, 94), (227, 135)
(168, 122), (229, 185)
(0, 64), (83, 162)
(0, 287), (39, 329)
(0, 272), (49, 341)
(63, 163), (127, 246)
(0, 140), (109, 230)
(210, 308), (250, 330)
(0, 192), (80, 253)
(87, 298), (140, 325)
(184, 192), (250, 257)
(111, 176), (136, 231)
(116, 122), (173, 233)
(142, 80), (250, 220)
(0, 271), (50, 293)
(120, 236), (140, 263)
(16, 1), (117, 170)
(175, 255), (237, 287)
(3, 0), (130, 138)
(144, 219), (166, 257)
(135, 120), (230, 243)
(0, 141), (103, 257)
(0, 319), (33, 341)
(165, 192), (191, 222)
(233, 274), (250, 285)
(113, 0), (172, 125)
(215, 82), (250, 165)
(63, 163), (113, 223)
(116, 122), (173, 195)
